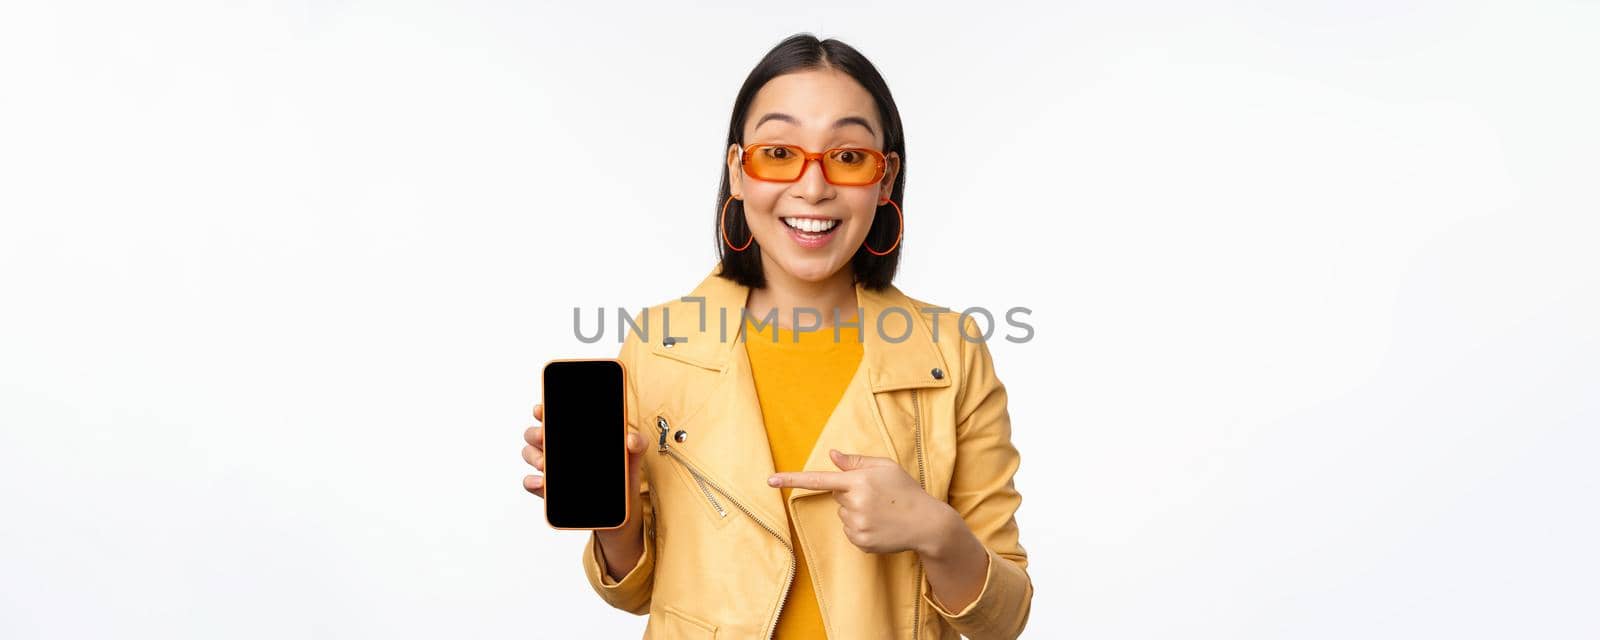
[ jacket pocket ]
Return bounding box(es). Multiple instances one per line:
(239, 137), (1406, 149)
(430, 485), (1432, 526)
(654, 604), (718, 638)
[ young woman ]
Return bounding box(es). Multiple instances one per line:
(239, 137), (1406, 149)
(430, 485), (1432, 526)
(522, 34), (1033, 639)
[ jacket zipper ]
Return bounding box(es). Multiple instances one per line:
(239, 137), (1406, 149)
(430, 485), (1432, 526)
(692, 472), (728, 518)
(658, 416), (795, 640)
(911, 389), (927, 639)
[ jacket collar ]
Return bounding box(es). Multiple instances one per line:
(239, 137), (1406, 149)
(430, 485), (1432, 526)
(650, 263), (952, 393)
(644, 264), (953, 531)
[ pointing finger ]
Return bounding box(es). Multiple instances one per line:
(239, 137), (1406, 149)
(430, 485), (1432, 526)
(768, 470), (853, 492)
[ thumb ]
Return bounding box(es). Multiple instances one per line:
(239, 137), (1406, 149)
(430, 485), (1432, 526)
(830, 448), (894, 470)
(626, 432), (646, 480)
(830, 448), (868, 471)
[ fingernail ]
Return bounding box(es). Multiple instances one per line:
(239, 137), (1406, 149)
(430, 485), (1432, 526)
(767, 476), (779, 487)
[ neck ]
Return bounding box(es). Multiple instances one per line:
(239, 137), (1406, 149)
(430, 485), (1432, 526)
(746, 260), (860, 330)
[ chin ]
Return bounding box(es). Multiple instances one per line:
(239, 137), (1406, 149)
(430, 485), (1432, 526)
(776, 255), (847, 283)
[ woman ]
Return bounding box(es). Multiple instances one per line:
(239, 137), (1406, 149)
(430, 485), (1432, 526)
(522, 34), (1033, 639)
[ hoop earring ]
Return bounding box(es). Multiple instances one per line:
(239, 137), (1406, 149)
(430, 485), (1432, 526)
(721, 194), (753, 252)
(864, 198), (903, 256)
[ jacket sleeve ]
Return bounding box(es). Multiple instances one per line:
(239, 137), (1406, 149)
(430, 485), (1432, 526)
(579, 310), (657, 615)
(580, 479), (656, 615)
(920, 315), (1033, 640)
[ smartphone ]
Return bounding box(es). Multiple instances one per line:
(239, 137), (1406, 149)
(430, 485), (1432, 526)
(540, 358), (630, 530)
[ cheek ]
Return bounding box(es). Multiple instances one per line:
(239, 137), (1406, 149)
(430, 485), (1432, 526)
(839, 193), (884, 237)
(738, 187), (784, 223)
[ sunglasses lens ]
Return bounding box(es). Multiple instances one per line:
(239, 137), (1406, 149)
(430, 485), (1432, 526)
(823, 148), (881, 185)
(746, 145), (804, 180)
(743, 144), (884, 185)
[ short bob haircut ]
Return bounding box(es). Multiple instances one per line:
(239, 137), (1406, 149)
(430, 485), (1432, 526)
(715, 33), (906, 292)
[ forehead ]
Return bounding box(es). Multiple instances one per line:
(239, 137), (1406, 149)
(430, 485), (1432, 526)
(745, 69), (881, 145)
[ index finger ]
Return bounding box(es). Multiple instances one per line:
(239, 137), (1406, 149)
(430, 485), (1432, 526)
(768, 470), (853, 492)
(533, 403), (543, 422)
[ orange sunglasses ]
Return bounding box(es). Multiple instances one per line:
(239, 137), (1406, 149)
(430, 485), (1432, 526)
(738, 143), (887, 186)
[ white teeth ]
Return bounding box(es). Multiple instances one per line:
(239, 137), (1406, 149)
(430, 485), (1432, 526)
(782, 217), (839, 233)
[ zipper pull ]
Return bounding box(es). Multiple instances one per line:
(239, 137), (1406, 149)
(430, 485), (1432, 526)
(656, 416), (669, 451)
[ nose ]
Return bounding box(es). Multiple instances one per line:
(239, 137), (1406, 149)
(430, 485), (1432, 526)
(789, 157), (831, 201)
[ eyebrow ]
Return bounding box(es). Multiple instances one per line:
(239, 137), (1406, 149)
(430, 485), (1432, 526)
(752, 112), (876, 138)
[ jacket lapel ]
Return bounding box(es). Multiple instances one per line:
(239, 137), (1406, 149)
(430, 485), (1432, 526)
(644, 265), (954, 532)
(785, 277), (953, 502)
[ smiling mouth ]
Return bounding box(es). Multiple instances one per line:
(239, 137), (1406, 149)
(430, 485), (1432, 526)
(781, 217), (840, 233)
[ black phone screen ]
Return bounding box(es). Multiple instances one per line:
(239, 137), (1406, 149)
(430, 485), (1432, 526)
(541, 359), (628, 529)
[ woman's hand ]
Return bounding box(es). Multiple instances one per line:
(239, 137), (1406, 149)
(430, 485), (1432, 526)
(520, 403), (551, 499)
(768, 448), (992, 613)
(767, 449), (956, 556)
(523, 401), (651, 582)
(521, 402), (648, 503)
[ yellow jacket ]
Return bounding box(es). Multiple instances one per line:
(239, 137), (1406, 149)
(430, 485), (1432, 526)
(582, 264), (1034, 639)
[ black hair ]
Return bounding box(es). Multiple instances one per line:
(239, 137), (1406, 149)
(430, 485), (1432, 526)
(715, 33), (906, 291)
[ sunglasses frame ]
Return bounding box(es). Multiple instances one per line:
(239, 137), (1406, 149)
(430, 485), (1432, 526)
(738, 142), (888, 186)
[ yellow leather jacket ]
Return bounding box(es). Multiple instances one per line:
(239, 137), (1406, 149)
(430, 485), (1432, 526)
(582, 264), (1033, 639)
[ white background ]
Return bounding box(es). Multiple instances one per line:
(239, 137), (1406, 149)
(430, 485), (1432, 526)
(2, 1), (1597, 638)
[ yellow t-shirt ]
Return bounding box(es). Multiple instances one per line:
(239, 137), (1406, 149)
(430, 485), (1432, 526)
(744, 316), (863, 640)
